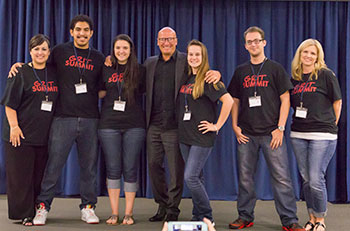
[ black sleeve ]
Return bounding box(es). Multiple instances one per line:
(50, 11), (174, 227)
(204, 82), (228, 102)
(96, 53), (106, 91)
(99, 66), (107, 91)
(227, 70), (240, 99)
(47, 44), (58, 65)
(274, 63), (293, 96)
(1, 70), (24, 110)
(325, 69), (342, 102)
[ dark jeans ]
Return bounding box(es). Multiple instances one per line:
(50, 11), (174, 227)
(5, 142), (48, 220)
(98, 128), (145, 192)
(147, 124), (184, 215)
(237, 135), (298, 226)
(36, 117), (99, 211)
(180, 143), (213, 221)
(291, 138), (337, 218)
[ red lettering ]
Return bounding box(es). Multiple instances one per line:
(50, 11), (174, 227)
(243, 74), (269, 88)
(64, 55), (94, 71)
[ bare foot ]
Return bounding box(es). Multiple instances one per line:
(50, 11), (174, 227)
(106, 214), (119, 225)
(203, 217), (216, 231)
(122, 215), (135, 225)
(162, 221), (168, 231)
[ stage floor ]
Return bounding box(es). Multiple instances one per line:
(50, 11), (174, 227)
(0, 195), (349, 231)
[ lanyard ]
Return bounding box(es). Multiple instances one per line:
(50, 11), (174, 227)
(73, 44), (91, 83)
(116, 75), (124, 101)
(184, 76), (195, 112)
(32, 65), (49, 100)
(249, 58), (267, 96)
(184, 92), (189, 112)
(299, 76), (311, 107)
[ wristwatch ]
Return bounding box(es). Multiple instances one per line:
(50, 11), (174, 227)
(278, 125), (285, 131)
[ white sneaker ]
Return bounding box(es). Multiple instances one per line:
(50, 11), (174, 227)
(33, 203), (48, 226)
(81, 206), (99, 224)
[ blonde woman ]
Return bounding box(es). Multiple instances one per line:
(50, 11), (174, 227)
(177, 40), (233, 227)
(290, 39), (342, 231)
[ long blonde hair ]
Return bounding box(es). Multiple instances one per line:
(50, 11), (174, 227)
(187, 40), (213, 99)
(291, 39), (327, 81)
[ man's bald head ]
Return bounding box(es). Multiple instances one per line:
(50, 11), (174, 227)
(157, 27), (178, 60)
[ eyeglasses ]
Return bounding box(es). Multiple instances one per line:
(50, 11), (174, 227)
(246, 39), (263, 46)
(158, 37), (177, 43)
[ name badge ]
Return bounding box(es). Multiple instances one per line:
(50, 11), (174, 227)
(113, 100), (126, 111)
(249, 96), (262, 107)
(75, 83), (87, 94)
(296, 106), (308, 118)
(41, 100), (53, 112)
(183, 111), (191, 121)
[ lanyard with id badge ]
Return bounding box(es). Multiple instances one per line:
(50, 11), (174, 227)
(113, 77), (126, 112)
(32, 66), (53, 112)
(295, 80), (310, 119)
(248, 58), (267, 108)
(183, 93), (191, 121)
(73, 45), (91, 94)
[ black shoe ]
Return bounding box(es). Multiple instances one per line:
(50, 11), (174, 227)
(165, 214), (178, 222)
(149, 207), (166, 222)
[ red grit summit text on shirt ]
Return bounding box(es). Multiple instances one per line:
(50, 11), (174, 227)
(291, 82), (317, 95)
(180, 83), (194, 94)
(108, 73), (124, 83)
(32, 81), (58, 92)
(65, 55), (94, 71)
(243, 74), (269, 88)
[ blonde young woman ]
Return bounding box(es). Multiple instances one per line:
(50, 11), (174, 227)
(290, 39), (342, 231)
(177, 40), (233, 228)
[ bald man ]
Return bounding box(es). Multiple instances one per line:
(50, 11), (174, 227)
(144, 27), (220, 222)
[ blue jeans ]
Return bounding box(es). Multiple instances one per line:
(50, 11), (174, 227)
(98, 128), (145, 192)
(237, 135), (298, 226)
(37, 117), (99, 211)
(180, 143), (213, 221)
(291, 138), (337, 218)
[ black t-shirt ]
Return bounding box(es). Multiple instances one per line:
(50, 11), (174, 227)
(227, 59), (293, 136)
(178, 74), (227, 147)
(290, 69), (342, 134)
(50, 42), (104, 118)
(99, 64), (146, 129)
(1, 64), (59, 145)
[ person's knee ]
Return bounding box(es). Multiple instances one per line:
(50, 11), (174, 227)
(309, 177), (324, 193)
(123, 170), (137, 183)
(184, 171), (198, 187)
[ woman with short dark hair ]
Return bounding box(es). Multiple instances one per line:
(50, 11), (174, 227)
(1, 34), (59, 226)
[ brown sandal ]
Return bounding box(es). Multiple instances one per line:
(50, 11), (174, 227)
(106, 214), (119, 225)
(122, 215), (135, 225)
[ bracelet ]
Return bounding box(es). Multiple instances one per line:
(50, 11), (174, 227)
(213, 125), (219, 135)
(10, 126), (18, 130)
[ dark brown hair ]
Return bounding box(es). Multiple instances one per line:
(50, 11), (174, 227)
(244, 26), (265, 42)
(29, 34), (50, 51)
(69, 14), (93, 31)
(111, 34), (139, 104)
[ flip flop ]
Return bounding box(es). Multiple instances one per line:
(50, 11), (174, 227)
(106, 214), (119, 225)
(122, 215), (135, 225)
(22, 217), (33, 226)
